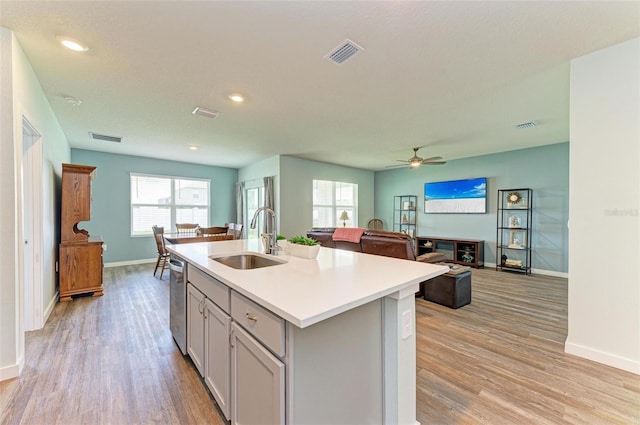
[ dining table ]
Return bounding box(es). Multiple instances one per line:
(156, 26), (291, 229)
(164, 233), (234, 245)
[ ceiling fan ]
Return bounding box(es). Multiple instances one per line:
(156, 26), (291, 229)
(385, 147), (446, 169)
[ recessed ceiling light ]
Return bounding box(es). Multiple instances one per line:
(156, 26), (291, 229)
(229, 94), (244, 103)
(56, 36), (89, 52)
(189, 146), (198, 150)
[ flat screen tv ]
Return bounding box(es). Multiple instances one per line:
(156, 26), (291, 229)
(424, 177), (487, 214)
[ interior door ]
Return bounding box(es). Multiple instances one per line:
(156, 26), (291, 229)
(21, 117), (42, 331)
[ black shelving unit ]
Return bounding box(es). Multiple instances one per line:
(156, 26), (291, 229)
(496, 188), (533, 274)
(393, 195), (417, 238)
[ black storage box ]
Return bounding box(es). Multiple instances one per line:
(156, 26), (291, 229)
(423, 270), (471, 309)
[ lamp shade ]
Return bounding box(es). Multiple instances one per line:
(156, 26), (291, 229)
(339, 211), (349, 221)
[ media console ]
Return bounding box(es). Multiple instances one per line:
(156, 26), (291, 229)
(416, 236), (484, 268)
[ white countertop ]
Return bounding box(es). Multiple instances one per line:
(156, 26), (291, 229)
(168, 239), (448, 328)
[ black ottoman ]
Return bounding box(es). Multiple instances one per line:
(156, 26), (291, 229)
(423, 268), (471, 309)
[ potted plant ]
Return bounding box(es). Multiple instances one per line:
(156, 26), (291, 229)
(287, 235), (321, 259)
(276, 234), (288, 252)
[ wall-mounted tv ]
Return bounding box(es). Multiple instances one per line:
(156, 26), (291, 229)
(424, 177), (487, 214)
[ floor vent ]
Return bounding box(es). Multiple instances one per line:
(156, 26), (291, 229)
(89, 132), (122, 143)
(325, 39), (364, 65)
(192, 107), (221, 119)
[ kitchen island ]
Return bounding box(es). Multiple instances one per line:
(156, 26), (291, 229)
(168, 239), (447, 424)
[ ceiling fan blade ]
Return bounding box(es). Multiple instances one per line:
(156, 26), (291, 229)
(385, 164), (408, 168)
(394, 160), (410, 163)
(422, 161), (447, 165)
(420, 156), (443, 162)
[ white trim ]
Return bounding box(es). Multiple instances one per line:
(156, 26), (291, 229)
(565, 340), (640, 375)
(43, 290), (58, 324)
(484, 262), (568, 279)
(104, 258), (156, 268)
(0, 354), (24, 382)
(19, 115), (44, 331)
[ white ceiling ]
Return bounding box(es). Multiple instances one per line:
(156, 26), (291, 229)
(1, 1), (638, 171)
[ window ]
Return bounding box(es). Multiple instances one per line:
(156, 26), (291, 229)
(245, 186), (264, 240)
(131, 174), (210, 236)
(312, 180), (358, 227)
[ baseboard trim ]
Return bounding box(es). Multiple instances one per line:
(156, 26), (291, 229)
(0, 354), (24, 382)
(565, 340), (640, 375)
(484, 262), (568, 278)
(104, 258), (155, 268)
(43, 290), (58, 326)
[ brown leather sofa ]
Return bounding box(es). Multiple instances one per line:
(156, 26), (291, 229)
(306, 228), (446, 263)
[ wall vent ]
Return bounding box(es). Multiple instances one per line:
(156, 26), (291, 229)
(515, 121), (537, 129)
(89, 132), (122, 143)
(192, 107), (221, 119)
(325, 39), (364, 65)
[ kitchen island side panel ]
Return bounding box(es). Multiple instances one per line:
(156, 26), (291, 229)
(286, 298), (384, 424)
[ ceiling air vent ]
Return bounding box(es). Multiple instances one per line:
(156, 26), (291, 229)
(515, 121), (537, 129)
(192, 107), (221, 119)
(89, 132), (122, 143)
(325, 39), (364, 65)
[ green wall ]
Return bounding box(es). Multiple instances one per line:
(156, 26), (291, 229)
(71, 144), (568, 273)
(238, 155), (375, 239)
(374, 143), (569, 273)
(71, 149), (238, 263)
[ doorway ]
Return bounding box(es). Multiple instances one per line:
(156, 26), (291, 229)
(21, 116), (43, 331)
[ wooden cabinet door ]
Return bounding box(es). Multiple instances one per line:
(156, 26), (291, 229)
(59, 242), (103, 301)
(231, 322), (284, 425)
(204, 299), (231, 420)
(186, 283), (205, 376)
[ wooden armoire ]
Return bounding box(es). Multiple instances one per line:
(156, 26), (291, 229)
(59, 163), (104, 301)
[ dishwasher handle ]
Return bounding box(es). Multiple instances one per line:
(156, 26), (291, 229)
(169, 257), (184, 273)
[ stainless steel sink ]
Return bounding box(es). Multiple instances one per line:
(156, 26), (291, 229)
(210, 253), (285, 270)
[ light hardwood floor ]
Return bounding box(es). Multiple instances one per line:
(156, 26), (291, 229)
(0, 265), (638, 424)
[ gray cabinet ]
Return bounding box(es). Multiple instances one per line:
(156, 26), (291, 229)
(186, 283), (205, 375)
(187, 275), (232, 421)
(231, 322), (285, 424)
(205, 298), (231, 420)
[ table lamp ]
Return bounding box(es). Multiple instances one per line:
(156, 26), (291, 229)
(339, 211), (349, 227)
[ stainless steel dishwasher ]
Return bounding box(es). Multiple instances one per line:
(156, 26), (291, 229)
(169, 254), (187, 355)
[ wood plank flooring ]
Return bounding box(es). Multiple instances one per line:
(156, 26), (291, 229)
(416, 269), (639, 425)
(0, 265), (638, 424)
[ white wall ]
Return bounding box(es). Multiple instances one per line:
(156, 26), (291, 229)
(567, 37), (639, 374)
(0, 28), (70, 380)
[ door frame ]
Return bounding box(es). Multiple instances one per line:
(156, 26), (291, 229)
(19, 115), (44, 331)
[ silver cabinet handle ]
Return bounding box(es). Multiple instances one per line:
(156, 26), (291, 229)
(246, 313), (258, 322)
(229, 328), (234, 348)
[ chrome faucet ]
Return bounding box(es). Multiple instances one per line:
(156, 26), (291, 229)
(250, 207), (280, 255)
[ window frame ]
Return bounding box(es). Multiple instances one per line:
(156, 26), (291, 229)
(130, 173), (211, 237)
(312, 179), (358, 228)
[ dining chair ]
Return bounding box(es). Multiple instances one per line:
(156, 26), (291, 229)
(198, 226), (228, 236)
(367, 218), (384, 230)
(152, 226), (170, 279)
(225, 223), (244, 239)
(176, 223), (199, 234)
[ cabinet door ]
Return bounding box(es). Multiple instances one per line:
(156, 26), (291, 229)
(231, 323), (284, 425)
(204, 298), (231, 420)
(186, 283), (205, 376)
